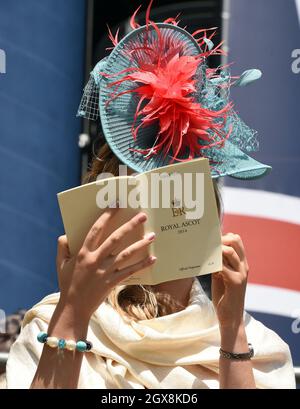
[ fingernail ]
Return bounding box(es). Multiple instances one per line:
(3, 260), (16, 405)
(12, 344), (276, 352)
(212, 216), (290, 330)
(149, 255), (157, 264)
(138, 213), (147, 222)
(145, 232), (155, 241)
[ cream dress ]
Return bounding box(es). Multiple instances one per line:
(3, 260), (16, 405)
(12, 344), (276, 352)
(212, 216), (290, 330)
(5, 278), (296, 389)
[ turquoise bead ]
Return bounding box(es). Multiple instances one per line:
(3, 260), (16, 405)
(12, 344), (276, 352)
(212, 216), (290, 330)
(58, 339), (66, 349)
(76, 340), (87, 352)
(37, 332), (48, 343)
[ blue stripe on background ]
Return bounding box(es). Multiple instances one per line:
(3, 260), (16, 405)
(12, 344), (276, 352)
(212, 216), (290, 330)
(0, 0), (86, 314)
(227, 0), (300, 198)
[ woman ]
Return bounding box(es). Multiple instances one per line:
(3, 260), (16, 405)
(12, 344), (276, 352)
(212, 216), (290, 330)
(5, 143), (295, 389)
(5, 3), (296, 389)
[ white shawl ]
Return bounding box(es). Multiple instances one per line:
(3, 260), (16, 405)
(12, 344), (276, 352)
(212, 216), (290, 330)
(6, 279), (296, 389)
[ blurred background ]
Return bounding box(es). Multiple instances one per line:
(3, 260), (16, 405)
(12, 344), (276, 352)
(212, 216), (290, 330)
(0, 0), (299, 387)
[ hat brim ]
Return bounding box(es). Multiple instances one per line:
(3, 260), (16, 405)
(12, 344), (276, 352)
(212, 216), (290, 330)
(209, 140), (272, 180)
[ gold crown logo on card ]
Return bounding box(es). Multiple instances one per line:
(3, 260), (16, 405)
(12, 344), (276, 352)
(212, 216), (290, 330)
(171, 199), (186, 217)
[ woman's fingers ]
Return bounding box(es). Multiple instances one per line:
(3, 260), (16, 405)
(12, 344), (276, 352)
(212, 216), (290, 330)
(222, 233), (245, 259)
(220, 260), (247, 287)
(222, 244), (240, 271)
(83, 205), (119, 251)
(97, 212), (148, 258)
(222, 232), (250, 273)
(112, 254), (157, 285)
(113, 232), (155, 269)
(56, 235), (70, 271)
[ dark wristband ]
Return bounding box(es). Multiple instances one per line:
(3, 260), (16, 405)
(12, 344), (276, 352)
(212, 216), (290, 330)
(219, 343), (254, 360)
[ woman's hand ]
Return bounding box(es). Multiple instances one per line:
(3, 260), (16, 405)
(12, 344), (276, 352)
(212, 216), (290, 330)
(32, 206), (157, 389)
(56, 206), (156, 319)
(212, 233), (256, 389)
(211, 233), (249, 329)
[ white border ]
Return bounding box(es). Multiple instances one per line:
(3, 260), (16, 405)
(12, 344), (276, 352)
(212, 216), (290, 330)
(222, 187), (300, 225)
(246, 283), (300, 318)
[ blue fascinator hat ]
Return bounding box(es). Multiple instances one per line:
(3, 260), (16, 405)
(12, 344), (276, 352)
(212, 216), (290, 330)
(77, 2), (271, 180)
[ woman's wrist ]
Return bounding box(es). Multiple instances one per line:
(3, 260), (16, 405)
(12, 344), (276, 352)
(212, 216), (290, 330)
(219, 322), (249, 353)
(47, 300), (91, 340)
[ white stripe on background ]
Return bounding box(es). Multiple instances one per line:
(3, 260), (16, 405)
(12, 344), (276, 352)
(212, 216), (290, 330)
(222, 187), (300, 225)
(295, 0), (300, 28)
(246, 283), (300, 318)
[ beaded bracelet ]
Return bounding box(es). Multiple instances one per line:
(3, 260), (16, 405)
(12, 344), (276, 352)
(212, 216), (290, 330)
(37, 332), (93, 352)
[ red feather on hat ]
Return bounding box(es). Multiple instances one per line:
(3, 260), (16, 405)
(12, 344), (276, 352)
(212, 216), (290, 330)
(104, 0), (232, 162)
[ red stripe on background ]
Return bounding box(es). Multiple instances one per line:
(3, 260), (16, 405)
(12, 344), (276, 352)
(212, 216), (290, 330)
(222, 214), (300, 292)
